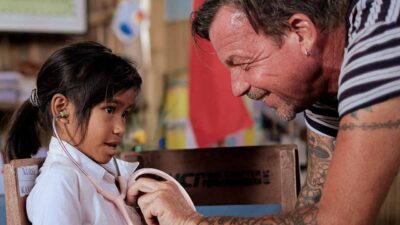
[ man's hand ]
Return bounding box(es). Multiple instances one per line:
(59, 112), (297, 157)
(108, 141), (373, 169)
(126, 177), (204, 225)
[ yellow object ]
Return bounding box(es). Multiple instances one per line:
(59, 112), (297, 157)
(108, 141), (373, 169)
(165, 86), (188, 119)
(166, 127), (187, 149)
(131, 129), (147, 145)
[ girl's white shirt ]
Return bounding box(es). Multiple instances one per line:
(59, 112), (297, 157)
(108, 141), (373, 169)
(27, 137), (140, 225)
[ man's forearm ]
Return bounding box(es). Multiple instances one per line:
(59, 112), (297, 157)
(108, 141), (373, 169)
(296, 130), (335, 208)
(197, 205), (319, 225)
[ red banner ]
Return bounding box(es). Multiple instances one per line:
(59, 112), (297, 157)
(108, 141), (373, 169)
(189, 0), (253, 147)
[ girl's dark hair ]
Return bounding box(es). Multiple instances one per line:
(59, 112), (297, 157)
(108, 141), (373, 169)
(192, 0), (350, 45)
(4, 41), (142, 162)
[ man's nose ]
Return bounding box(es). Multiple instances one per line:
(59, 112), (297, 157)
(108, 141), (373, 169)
(230, 69), (250, 97)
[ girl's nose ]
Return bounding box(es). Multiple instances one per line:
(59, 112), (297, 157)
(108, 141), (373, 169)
(230, 69), (250, 97)
(113, 118), (125, 136)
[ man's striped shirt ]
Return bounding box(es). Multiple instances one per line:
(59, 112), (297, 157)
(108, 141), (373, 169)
(305, 0), (400, 138)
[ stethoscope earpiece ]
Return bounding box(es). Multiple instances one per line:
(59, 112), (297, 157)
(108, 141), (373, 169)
(58, 110), (69, 119)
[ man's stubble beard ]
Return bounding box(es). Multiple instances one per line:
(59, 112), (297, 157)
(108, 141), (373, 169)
(246, 87), (297, 121)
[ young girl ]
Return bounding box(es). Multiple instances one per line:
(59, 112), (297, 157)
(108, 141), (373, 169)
(4, 41), (143, 225)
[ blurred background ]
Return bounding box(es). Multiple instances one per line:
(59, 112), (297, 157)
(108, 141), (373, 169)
(0, 1), (309, 223)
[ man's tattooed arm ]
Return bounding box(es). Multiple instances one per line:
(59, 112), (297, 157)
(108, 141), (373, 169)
(195, 130), (334, 225)
(296, 130), (335, 208)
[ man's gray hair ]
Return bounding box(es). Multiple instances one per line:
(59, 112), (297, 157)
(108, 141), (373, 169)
(192, 0), (350, 45)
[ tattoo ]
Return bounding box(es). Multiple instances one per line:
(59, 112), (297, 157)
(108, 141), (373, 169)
(350, 106), (372, 119)
(196, 130), (328, 225)
(197, 205), (319, 225)
(296, 130), (334, 208)
(340, 118), (400, 130)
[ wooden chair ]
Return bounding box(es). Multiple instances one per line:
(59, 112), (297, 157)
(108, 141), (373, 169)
(4, 158), (45, 225)
(3, 145), (298, 224)
(121, 144), (301, 215)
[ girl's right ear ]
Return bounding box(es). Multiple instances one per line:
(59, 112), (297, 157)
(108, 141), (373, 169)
(50, 93), (70, 124)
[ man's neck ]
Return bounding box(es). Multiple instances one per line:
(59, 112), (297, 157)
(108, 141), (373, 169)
(320, 25), (347, 97)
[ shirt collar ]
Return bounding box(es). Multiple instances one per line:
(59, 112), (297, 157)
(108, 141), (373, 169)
(48, 137), (139, 183)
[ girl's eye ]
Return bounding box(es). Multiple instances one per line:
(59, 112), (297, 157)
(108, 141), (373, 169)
(122, 110), (130, 118)
(105, 106), (115, 114)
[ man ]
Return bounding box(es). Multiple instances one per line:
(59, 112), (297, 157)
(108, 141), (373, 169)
(127, 0), (400, 224)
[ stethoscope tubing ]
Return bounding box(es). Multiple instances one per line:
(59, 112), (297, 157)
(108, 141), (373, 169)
(52, 118), (135, 225)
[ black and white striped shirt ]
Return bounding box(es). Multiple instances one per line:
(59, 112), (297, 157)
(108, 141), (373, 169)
(305, 0), (400, 138)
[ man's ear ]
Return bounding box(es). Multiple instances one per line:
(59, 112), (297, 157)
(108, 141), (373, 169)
(50, 93), (70, 124)
(288, 13), (317, 56)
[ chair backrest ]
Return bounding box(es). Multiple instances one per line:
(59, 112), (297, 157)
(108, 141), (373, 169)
(4, 158), (45, 225)
(121, 144), (300, 213)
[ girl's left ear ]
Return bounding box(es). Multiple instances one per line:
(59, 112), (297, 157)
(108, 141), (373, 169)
(50, 93), (70, 124)
(288, 13), (318, 56)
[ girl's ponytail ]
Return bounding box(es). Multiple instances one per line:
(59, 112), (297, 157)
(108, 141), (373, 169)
(4, 100), (41, 162)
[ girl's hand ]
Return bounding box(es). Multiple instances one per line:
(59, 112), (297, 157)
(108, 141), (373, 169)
(126, 177), (204, 225)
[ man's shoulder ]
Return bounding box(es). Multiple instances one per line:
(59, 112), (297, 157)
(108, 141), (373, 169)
(340, 0), (400, 118)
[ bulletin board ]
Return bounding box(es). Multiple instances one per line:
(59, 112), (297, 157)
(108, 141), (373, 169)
(0, 0), (87, 34)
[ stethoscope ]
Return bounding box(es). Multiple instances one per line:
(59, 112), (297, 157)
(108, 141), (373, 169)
(51, 117), (195, 225)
